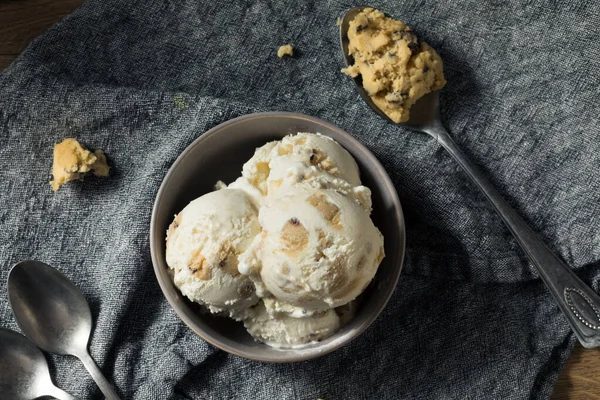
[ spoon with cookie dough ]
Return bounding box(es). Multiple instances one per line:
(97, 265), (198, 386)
(340, 6), (600, 348)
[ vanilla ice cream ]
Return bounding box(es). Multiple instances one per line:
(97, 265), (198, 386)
(166, 188), (260, 318)
(243, 300), (341, 348)
(240, 185), (384, 310)
(227, 176), (266, 207)
(166, 132), (385, 348)
(242, 133), (361, 197)
(266, 158), (373, 213)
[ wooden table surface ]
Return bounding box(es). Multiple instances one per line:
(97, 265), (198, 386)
(1, 0), (599, 398)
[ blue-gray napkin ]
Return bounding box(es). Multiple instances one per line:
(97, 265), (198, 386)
(1, 0), (599, 398)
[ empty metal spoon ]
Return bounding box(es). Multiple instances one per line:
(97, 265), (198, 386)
(7, 260), (121, 399)
(0, 327), (76, 400)
(340, 6), (600, 348)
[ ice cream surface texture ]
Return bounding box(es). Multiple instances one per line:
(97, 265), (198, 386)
(166, 188), (260, 318)
(242, 133), (361, 196)
(166, 132), (385, 348)
(241, 186), (384, 310)
(244, 300), (341, 348)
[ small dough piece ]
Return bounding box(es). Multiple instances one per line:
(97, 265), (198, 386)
(50, 138), (110, 191)
(341, 8), (446, 123)
(277, 44), (294, 58)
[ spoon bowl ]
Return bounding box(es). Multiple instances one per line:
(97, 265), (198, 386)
(339, 6), (441, 133)
(8, 260), (91, 356)
(0, 327), (75, 400)
(8, 260), (121, 399)
(340, 6), (600, 348)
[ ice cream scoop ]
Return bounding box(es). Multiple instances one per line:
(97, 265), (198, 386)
(165, 132), (387, 348)
(166, 188), (260, 318)
(240, 185), (384, 310)
(242, 133), (361, 196)
(243, 300), (340, 348)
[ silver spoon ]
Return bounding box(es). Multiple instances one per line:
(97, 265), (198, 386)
(340, 6), (600, 348)
(0, 327), (76, 400)
(7, 260), (121, 399)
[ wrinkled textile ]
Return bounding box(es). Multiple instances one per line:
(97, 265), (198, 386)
(1, 0), (599, 398)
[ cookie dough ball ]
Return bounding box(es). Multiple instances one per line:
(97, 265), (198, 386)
(277, 44), (294, 58)
(50, 138), (109, 191)
(342, 7), (446, 123)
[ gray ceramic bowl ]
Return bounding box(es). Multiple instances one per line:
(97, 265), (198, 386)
(150, 112), (405, 362)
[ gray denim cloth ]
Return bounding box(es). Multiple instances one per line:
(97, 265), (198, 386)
(1, 0), (599, 398)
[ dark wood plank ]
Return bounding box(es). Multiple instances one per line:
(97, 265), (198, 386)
(0, 55), (16, 71)
(553, 346), (600, 399)
(0, 0), (85, 70)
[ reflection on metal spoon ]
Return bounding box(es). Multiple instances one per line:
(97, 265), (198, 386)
(0, 327), (76, 400)
(8, 260), (121, 399)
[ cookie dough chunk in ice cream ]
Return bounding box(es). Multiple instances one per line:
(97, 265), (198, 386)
(342, 7), (446, 123)
(166, 189), (260, 318)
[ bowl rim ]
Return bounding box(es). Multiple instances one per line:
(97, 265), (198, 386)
(149, 111), (405, 362)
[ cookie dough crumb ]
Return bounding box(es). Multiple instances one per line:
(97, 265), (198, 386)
(341, 7), (446, 123)
(50, 138), (110, 192)
(336, 17), (343, 26)
(277, 44), (294, 58)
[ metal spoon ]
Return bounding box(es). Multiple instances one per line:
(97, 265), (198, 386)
(340, 6), (600, 348)
(7, 260), (121, 399)
(0, 327), (76, 400)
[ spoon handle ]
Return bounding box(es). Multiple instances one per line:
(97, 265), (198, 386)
(432, 126), (600, 348)
(48, 385), (77, 400)
(77, 350), (121, 400)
